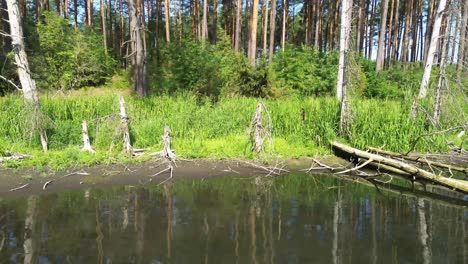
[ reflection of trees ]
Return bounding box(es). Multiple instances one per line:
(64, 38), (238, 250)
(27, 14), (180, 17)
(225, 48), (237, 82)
(164, 185), (173, 260)
(95, 205), (104, 264)
(135, 189), (146, 264)
(332, 189), (341, 264)
(23, 196), (37, 264)
(418, 199), (431, 264)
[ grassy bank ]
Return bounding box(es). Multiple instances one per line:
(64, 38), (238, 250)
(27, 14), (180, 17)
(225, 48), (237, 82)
(0, 92), (463, 169)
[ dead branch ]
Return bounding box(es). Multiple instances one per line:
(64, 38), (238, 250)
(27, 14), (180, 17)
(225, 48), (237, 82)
(236, 160), (289, 176)
(335, 159), (374, 175)
(406, 125), (467, 155)
(368, 146), (468, 174)
(332, 141), (468, 194)
(9, 183), (29, 192)
(0, 75), (21, 90)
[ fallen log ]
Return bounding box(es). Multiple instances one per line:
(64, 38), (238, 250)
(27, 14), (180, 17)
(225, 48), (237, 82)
(331, 141), (468, 194)
(367, 146), (468, 174)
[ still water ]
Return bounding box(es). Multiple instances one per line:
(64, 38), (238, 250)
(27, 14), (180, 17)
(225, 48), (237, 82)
(0, 174), (466, 264)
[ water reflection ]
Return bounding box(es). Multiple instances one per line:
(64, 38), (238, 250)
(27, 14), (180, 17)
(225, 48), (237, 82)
(0, 174), (466, 263)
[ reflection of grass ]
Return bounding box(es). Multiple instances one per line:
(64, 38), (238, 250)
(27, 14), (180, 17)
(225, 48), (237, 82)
(0, 93), (463, 170)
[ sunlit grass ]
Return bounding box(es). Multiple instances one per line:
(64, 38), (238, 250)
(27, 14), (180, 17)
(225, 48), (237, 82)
(0, 92), (462, 169)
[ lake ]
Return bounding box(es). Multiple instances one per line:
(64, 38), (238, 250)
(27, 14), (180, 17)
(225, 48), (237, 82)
(0, 173), (466, 263)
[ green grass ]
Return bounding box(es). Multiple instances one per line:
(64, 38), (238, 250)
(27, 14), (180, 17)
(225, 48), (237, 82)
(0, 93), (464, 169)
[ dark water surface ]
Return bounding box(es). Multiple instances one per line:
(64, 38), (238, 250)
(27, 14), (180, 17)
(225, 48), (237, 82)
(0, 174), (467, 264)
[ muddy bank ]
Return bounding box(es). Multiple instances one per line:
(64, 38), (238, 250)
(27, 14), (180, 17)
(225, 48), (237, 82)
(0, 157), (339, 198)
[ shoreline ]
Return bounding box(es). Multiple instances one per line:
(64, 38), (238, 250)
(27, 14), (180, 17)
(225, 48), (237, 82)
(0, 157), (327, 198)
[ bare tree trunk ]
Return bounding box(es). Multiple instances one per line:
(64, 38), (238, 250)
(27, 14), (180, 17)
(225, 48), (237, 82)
(357, 0), (366, 53)
(391, 0), (401, 61)
(109, 0), (113, 49)
(129, 0), (148, 97)
(386, 0), (395, 66)
(424, 0), (436, 61)
(280, 0), (286, 51)
(376, 0), (389, 71)
(401, 0), (412, 64)
(450, 1), (460, 63)
(212, 0), (218, 42)
(119, 95), (133, 154)
(457, 0), (467, 80)
(338, 0), (352, 133)
(81, 120), (96, 153)
(262, 0), (269, 54)
(87, 0), (93, 26)
(433, 10), (451, 124)
(368, 0), (376, 58)
(337, 0), (352, 101)
(248, 0), (259, 64)
(7, 0), (48, 152)
(314, 0), (321, 50)
(419, 0), (447, 98)
(73, 0), (78, 27)
(201, 0), (208, 40)
(234, 0), (242, 51)
(268, 0), (276, 61)
(164, 0), (171, 42)
(101, 0), (108, 53)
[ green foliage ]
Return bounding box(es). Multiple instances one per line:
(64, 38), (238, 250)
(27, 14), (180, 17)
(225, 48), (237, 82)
(31, 12), (116, 90)
(360, 59), (424, 98)
(150, 32), (273, 98)
(271, 46), (338, 96)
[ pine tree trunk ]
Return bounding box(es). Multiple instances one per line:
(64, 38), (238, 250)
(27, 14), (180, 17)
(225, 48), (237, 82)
(281, 0), (286, 51)
(392, 1), (401, 61)
(234, 0), (242, 51)
(87, 0), (93, 26)
(386, 0), (394, 67)
(6, 0), (48, 152)
(129, 0), (148, 96)
(101, 0), (108, 53)
(74, 0), (78, 27)
(164, 0), (171, 42)
(401, 0), (411, 64)
(268, 0), (276, 61)
(262, 0), (269, 53)
(457, 0), (467, 80)
(419, 0), (447, 98)
(424, 0), (435, 62)
(357, 0), (366, 53)
(248, 0), (259, 64)
(376, 0), (389, 71)
(201, 0), (208, 40)
(212, 0), (218, 42)
(368, 0), (376, 58)
(314, 0), (321, 50)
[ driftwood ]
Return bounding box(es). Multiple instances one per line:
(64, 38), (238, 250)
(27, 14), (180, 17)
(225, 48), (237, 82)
(252, 102), (264, 153)
(367, 146), (467, 174)
(119, 95), (133, 155)
(149, 127), (177, 184)
(81, 120), (96, 153)
(332, 141), (468, 194)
